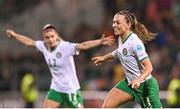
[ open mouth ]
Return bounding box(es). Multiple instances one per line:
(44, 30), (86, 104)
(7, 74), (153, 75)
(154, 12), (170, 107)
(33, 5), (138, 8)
(114, 28), (119, 31)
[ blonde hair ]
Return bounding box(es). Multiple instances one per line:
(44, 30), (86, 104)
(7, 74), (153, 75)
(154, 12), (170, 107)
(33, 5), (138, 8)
(117, 11), (157, 43)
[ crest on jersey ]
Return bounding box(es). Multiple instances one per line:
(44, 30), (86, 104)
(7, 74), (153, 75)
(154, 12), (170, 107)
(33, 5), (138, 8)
(56, 52), (62, 58)
(122, 48), (128, 56)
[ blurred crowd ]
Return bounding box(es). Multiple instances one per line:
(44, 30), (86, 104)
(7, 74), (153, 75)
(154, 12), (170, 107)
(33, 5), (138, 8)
(0, 0), (179, 95)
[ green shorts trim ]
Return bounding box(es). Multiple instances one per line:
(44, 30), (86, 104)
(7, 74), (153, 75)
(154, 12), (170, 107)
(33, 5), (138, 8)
(115, 77), (162, 108)
(46, 89), (83, 108)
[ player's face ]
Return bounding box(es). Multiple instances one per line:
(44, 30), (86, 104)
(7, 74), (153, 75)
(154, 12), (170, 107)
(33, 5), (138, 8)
(43, 29), (59, 47)
(112, 14), (130, 36)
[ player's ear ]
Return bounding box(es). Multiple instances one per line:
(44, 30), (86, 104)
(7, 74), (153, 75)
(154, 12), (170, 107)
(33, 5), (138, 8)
(128, 22), (132, 29)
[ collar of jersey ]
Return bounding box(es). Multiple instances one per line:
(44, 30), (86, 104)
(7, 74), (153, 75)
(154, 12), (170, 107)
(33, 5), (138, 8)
(45, 40), (61, 52)
(122, 32), (133, 44)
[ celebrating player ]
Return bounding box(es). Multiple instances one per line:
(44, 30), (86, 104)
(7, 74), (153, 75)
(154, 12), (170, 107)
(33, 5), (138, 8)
(6, 24), (115, 108)
(92, 10), (162, 108)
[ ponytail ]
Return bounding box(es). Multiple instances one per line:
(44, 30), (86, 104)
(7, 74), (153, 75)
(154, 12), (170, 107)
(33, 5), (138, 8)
(117, 10), (157, 43)
(132, 21), (157, 43)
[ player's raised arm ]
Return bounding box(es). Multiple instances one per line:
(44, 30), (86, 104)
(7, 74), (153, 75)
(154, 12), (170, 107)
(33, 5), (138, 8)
(75, 35), (115, 51)
(6, 29), (36, 47)
(91, 52), (113, 65)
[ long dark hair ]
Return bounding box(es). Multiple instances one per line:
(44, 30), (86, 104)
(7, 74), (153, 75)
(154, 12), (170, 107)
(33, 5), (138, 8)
(117, 10), (157, 43)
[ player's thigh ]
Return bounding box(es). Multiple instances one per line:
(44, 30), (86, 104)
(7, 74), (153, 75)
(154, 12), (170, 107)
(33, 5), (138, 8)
(43, 99), (60, 108)
(44, 89), (63, 108)
(145, 77), (162, 108)
(102, 87), (133, 108)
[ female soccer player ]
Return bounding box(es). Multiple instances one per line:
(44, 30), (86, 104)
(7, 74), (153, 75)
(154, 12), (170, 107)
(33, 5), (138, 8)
(6, 24), (114, 108)
(92, 10), (162, 108)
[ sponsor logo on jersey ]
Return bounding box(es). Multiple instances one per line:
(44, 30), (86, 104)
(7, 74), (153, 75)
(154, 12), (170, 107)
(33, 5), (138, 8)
(135, 44), (143, 52)
(56, 52), (62, 58)
(122, 48), (128, 56)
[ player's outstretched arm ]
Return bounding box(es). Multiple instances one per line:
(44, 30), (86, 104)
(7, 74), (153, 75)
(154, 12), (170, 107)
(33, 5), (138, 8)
(76, 35), (115, 51)
(6, 29), (35, 47)
(91, 53), (113, 65)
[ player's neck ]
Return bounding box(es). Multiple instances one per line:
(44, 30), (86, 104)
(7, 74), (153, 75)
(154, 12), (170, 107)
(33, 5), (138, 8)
(48, 40), (60, 52)
(121, 31), (132, 42)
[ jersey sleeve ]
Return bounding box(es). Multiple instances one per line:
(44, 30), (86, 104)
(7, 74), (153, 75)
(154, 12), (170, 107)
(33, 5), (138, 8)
(133, 42), (149, 62)
(112, 49), (118, 59)
(35, 41), (44, 52)
(66, 42), (80, 55)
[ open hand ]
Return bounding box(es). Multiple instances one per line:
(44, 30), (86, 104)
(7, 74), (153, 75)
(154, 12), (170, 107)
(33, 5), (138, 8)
(101, 34), (115, 46)
(91, 56), (105, 66)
